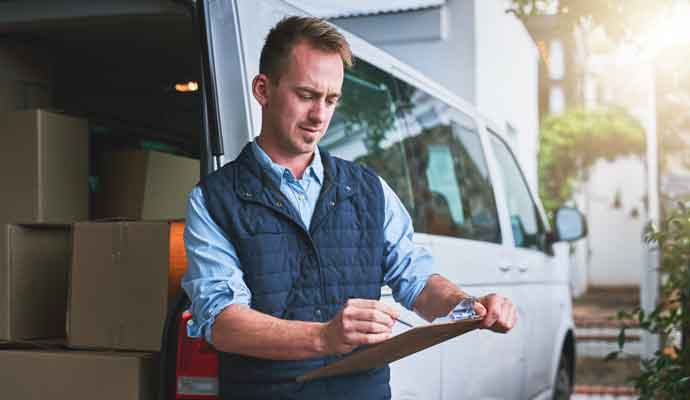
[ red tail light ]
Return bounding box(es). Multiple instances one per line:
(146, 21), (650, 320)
(176, 310), (220, 399)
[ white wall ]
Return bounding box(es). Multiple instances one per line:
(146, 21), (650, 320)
(473, 0), (540, 190)
(572, 156), (647, 288)
(569, 50), (655, 292)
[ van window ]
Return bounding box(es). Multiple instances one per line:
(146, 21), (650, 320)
(397, 87), (501, 243)
(489, 132), (547, 251)
(320, 57), (414, 213)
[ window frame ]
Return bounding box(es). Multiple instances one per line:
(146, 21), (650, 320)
(486, 127), (551, 253)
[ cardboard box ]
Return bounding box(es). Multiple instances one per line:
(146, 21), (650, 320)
(0, 109), (89, 223)
(68, 221), (187, 352)
(0, 40), (53, 113)
(0, 224), (71, 341)
(0, 349), (157, 400)
(94, 150), (199, 220)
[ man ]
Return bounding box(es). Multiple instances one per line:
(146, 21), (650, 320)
(183, 16), (517, 400)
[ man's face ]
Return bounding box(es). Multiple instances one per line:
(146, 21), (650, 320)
(259, 41), (344, 156)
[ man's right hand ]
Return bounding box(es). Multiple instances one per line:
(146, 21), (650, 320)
(320, 299), (400, 355)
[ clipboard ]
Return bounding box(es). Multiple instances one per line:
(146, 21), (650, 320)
(297, 317), (483, 382)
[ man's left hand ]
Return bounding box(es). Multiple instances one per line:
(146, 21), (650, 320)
(473, 294), (517, 333)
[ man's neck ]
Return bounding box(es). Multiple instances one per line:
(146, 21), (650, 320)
(256, 135), (313, 179)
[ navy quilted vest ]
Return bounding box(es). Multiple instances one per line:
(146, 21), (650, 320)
(198, 143), (391, 400)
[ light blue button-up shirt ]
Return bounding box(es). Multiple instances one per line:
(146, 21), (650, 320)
(182, 141), (435, 344)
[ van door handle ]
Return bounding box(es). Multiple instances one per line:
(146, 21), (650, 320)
(498, 264), (512, 272)
(517, 265), (528, 273)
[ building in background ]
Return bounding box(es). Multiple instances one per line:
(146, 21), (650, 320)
(523, 14), (658, 294)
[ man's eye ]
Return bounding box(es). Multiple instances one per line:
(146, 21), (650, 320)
(299, 93), (313, 100)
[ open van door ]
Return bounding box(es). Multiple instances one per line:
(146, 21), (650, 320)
(160, 1), (284, 398)
(195, 0), (255, 166)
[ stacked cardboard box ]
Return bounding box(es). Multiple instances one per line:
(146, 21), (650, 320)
(0, 109), (88, 345)
(0, 349), (158, 400)
(0, 108), (193, 398)
(94, 149), (199, 220)
(67, 220), (186, 351)
(0, 109), (89, 223)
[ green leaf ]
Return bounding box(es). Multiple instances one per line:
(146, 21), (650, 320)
(604, 351), (620, 361)
(617, 327), (627, 349)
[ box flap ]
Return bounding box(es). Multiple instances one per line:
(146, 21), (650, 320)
(10, 225), (70, 339)
(0, 111), (39, 222)
(38, 110), (89, 222)
(1, 224), (71, 341)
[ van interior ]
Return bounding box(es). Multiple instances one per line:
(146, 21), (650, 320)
(1, 11), (202, 219)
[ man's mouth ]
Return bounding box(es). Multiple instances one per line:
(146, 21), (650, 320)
(300, 126), (320, 134)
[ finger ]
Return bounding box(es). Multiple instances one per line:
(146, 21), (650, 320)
(494, 302), (516, 333)
(508, 304), (517, 328)
(473, 301), (487, 318)
(346, 299), (399, 319)
(480, 306), (499, 329)
(495, 302), (512, 332)
(345, 331), (393, 346)
(344, 307), (395, 327)
(480, 299), (501, 329)
(344, 319), (393, 334)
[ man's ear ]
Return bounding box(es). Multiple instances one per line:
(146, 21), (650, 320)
(252, 74), (271, 107)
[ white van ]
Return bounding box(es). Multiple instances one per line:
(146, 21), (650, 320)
(0, 1), (585, 399)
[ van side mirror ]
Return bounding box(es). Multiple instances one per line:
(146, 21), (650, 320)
(554, 207), (587, 242)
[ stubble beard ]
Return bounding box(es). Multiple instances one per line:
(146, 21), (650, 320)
(280, 129), (318, 157)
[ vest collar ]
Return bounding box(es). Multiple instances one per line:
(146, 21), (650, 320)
(250, 140), (324, 187)
(233, 142), (358, 233)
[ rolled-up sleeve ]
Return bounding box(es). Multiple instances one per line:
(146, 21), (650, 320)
(182, 186), (251, 345)
(379, 177), (435, 310)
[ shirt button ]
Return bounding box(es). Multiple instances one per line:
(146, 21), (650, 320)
(314, 309), (322, 320)
(329, 201), (336, 207)
(275, 201), (283, 207)
(345, 185), (351, 192)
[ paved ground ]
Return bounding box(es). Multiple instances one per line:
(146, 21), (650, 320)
(572, 286), (640, 322)
(571, 287), (641, 399)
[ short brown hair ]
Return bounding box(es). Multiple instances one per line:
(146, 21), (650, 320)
(259, 16), (353, 81)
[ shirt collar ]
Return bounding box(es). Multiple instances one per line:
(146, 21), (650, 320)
(250, 139), (323, 186)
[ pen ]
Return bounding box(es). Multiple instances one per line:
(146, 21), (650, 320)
(394, 317), (414, 328)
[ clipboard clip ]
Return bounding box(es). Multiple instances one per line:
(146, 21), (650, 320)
(449, 296), (478, 321)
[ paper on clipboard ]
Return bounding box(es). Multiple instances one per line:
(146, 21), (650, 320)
(297, 317), (483, 383)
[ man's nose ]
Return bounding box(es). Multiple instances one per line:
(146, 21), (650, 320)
(307, 100), (326, 124)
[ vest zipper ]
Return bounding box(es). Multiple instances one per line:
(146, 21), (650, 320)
(310, 178), (335, 312)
